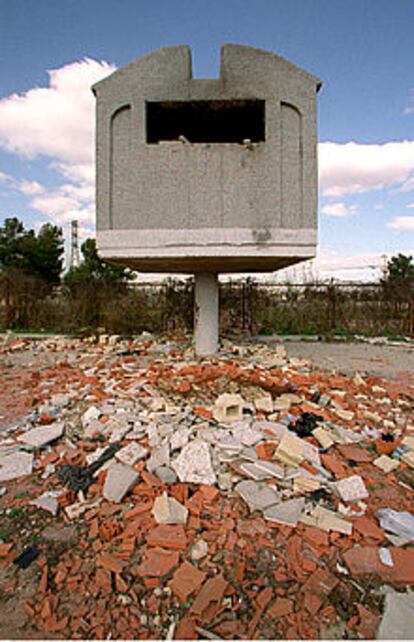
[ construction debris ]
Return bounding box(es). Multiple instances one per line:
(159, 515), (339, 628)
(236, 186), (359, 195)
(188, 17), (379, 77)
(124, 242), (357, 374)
(0, 334), (413, 640)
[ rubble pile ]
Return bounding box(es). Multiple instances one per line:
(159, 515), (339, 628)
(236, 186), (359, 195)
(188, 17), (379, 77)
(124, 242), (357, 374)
(0, 334), (413, 639)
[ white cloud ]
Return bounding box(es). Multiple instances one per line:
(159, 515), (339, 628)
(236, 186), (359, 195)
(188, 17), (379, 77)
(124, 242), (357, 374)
(387, 216), (414, 231)
(319, 140), (414, 197)
(0, 58), (115, 228)
(321, 202), (356, 217)
(407, 203), (414, 209)
(0, 58), (114, 165)
(0, 170), (13, 184)
(18, 180), (44, 195)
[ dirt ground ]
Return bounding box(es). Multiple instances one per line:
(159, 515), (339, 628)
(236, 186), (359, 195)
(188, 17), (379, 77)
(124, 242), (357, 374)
(266, 339), (414, 379)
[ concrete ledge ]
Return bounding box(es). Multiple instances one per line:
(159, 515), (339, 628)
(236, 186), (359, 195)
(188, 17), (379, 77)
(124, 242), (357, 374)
(97, 227), (316, 272)
(98, 227), (316, 249)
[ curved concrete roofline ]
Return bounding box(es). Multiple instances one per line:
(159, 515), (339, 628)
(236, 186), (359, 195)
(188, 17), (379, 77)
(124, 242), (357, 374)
(91, 44), (192, 94)
(220, 43), (322, 91)
(91, 43), (321, 94)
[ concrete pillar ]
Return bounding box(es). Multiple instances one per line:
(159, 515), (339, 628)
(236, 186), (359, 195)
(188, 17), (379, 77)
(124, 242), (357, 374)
(194, 273), (219, 356)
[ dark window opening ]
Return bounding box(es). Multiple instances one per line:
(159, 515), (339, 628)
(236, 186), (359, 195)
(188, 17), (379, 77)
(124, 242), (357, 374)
(146, 99), (265, 144)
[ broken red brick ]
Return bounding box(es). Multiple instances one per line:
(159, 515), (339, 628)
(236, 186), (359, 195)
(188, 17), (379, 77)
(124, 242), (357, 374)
(256, 442), (276, 460)
(352, 515), (385, 541)
(343, 546), (414, 584)
(0, 543), (13, 557)
(189, 575), (228, 621)
(96, 552), (124, 574)
(146, 524), (187, 550)
(267, 597), (294, 619)
(95, 568), (112, 592)
(337, 444), (373, 463)
(168, 561), (206, 602)
(174, 616), (198, 640)
(136, 548), (179, 577)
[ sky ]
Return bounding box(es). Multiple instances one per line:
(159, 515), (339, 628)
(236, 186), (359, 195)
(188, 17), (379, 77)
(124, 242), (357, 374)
(0, 0), (413, 281)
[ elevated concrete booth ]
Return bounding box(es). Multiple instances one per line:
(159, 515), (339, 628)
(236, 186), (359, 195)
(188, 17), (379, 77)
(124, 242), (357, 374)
(92, 45), (321, 354)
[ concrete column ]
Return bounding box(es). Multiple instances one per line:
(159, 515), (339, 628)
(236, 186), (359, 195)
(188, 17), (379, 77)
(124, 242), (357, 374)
(194, 273), (219, 356)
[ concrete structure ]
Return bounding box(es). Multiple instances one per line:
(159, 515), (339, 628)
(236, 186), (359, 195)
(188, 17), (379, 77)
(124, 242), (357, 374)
(92, 45), (321, 354)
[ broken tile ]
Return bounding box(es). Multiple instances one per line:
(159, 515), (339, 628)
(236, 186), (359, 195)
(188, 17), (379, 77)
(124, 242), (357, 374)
(254, 393), (274, 414)
(312, 426), (334, 449)
(373, 454), (400, 473)
(376, 509), (414, 542)
(301, 505), (352, 535)
(274, 431), (304, 467)
(401, 450), (414, 468)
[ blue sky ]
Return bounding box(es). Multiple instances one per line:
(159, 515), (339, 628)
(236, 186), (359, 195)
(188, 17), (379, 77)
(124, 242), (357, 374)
(0, 0), (413, 280)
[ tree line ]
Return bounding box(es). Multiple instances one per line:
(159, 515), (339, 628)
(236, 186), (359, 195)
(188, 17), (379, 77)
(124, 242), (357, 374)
(0, 216), (413, 335)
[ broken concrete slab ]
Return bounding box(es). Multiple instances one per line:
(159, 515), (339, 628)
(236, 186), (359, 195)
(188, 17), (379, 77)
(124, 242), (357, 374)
(169, 427), (191, 451)
(30, 491), (60, 516)
(377, 591), (414, 640)
(190, 539), (209, 561)
(155, 466), (177, 484)
(146, 443), (170, 473)
(235, 480), (280, 512)
(172, 440), (216, 485)
(84, 419), (105, 438)
(336, 475), (369, 502)
(212, 393), (245, 424)
(102, 462), (139, 503)
(18, 422), (64, 448)
(115, 443), (148, 466)
(264, 497), (305, 527)
(0, 451), (34, 482)
(81, 405), (101, 427)
(231, 424), (263, 447)
(152, 492), (188, 525)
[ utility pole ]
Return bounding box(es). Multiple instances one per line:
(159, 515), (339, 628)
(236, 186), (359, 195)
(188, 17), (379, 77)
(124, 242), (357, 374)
(69, 220), (80, 269)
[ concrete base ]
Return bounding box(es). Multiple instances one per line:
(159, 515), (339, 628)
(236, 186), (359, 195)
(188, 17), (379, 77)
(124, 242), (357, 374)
(194, 273), (219, 356)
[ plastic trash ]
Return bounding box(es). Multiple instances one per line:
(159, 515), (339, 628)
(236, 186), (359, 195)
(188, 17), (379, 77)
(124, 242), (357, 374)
(289, 412), (323, 438)
(13, 546), (40, 569)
